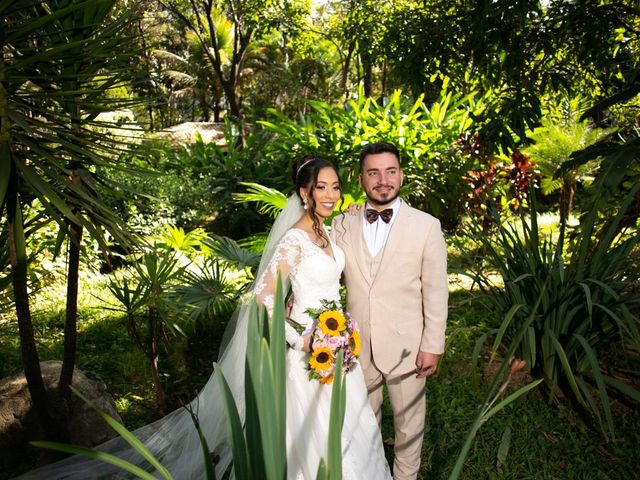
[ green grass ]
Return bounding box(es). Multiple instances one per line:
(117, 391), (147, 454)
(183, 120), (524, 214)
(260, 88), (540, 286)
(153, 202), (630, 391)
(2, 272), (639, 479)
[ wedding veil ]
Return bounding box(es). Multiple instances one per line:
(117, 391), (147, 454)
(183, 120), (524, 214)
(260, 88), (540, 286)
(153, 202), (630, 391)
(17, 194), (305, 479)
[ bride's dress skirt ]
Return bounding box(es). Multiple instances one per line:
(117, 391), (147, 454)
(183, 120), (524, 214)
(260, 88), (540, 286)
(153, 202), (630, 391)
(285, 349), (390, 480)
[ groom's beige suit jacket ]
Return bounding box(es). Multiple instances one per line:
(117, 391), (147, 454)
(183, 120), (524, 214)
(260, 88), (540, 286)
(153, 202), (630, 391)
(331, 201), (448, 375)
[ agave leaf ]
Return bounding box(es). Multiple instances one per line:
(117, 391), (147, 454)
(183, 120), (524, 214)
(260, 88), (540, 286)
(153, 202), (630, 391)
(548, 333), (587, 408)
(29, 442), (162, 480)
(315, 458), (329, 480)
(578, 282), (593, 318)
(601, 375), (640, 403)
(271, 276), (287, 445)
(472, 330), (492, 379)
(491, 304), (527, 359)
(575, 376), (605, 434)
(496, 426), (512, 470)
(214, 364), (251, 479)
(327, 350), (346, 480)
(574, 334), (614, 437)
(484, 379), (543, 420)
(525, 325), (537, 369)
(69, 386), (173, 479)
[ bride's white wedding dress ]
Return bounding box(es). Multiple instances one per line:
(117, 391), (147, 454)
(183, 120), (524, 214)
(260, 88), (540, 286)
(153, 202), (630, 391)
(255, 228), (391, 480)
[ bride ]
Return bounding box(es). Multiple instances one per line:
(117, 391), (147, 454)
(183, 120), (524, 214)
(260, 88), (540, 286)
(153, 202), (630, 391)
(253, 156), (390, 479)
(17, 156), (390, 479)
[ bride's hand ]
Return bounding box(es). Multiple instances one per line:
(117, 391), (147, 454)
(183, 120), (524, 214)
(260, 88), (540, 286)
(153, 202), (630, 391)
(345, 203), (363, 215)
(285, 296), (294, 318)
(301, 333), (312, 352)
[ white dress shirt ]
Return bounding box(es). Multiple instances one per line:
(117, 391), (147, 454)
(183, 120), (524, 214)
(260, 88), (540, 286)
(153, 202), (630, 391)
(362, 198), (401, 257)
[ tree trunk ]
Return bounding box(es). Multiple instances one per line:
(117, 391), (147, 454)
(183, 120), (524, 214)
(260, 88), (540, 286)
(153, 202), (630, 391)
(59, 220), (83, 404)
(380, 62), (388, 101)
(560, 178), (575, 223)
(213, 101), (221, 122)
(222, 79), (245, 147)
(149, 349), (168, 415)
(222, 79), (242, 123)
(57, 94), (83, 427)
(361, 51), (373, 97)
(341, 41), (356, 98)
(147, 313), (169, 414)
(136, 17), (155, 131)
(201, 93), (209, 121)
(7, 194), (60, 441)
(1, 51), (60, 443)
(148, 104), (155, 131)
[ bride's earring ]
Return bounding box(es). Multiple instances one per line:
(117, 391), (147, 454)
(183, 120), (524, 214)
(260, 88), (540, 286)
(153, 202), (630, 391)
(302, 198), (308, 210)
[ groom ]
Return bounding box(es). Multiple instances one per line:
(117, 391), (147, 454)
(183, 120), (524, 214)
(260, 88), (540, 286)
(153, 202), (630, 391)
(331, 142), (448, 480)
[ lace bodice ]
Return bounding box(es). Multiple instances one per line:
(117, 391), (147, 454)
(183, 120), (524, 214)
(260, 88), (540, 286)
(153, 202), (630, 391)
(254, 227), (345, 349)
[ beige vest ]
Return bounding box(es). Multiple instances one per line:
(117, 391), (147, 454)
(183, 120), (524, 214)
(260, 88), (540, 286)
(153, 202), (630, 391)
(364, 243), (384, 280)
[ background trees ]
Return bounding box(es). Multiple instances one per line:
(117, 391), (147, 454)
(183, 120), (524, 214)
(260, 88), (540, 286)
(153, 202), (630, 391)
(159, 0), (310, 126)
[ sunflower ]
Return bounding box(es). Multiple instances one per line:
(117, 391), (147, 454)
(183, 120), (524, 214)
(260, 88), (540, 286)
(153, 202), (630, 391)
(319, 375), (334, 385)
(349, 330), (361, 357)
(317, 310), (347, 336)
(309, 347), (334, 372)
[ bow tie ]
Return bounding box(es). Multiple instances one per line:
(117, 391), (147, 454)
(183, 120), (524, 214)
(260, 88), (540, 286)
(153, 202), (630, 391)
(366, 208), (393, 224)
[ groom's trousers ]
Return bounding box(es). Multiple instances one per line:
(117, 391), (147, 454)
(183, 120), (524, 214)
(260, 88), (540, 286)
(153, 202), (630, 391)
(363, 362), (427, 480)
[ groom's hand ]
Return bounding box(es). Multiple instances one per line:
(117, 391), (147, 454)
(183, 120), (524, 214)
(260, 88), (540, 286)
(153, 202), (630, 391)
(345, 202), (363, 215)
(415, 351), (439, 378)
(285, 296), (294, 318)
(301, 333), (312, 353)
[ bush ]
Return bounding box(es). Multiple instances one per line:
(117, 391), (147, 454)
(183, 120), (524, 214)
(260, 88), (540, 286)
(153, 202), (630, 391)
(461, 189), (640, 437)
(102, 126), (283, 240)
(258, 84), (490, 229)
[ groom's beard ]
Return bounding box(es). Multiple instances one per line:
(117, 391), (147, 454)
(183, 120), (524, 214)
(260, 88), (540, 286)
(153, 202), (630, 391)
(366, 187), (400, 207)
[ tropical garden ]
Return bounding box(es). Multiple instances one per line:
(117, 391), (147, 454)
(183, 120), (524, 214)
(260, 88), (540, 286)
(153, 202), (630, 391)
(1, 0), (639, 478)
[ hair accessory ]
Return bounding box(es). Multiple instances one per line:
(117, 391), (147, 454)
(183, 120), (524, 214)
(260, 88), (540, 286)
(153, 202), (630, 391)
(296, 157), (315, 179)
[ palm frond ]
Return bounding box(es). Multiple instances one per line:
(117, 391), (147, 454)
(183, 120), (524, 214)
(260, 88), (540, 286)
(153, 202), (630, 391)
(164, 70), (197, 87)
(203, 235), (261, 271)
(152, 49), (190, 67)
(232, 182), (287, 218)
(174, 259), (241, 321)
(156, 225), (206, 254)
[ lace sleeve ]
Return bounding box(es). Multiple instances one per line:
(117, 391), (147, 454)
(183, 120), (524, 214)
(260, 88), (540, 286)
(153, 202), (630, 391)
(254, 231), (304, 350)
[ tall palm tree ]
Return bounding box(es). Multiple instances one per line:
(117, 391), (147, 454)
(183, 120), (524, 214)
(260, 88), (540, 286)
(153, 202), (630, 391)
(154, 16), (233, 123)
(1, 0), (141, 441)
(160, 0), (307, 129)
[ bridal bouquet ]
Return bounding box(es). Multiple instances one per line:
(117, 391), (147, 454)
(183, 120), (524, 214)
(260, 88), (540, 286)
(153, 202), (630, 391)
(303, 299), (361, 385)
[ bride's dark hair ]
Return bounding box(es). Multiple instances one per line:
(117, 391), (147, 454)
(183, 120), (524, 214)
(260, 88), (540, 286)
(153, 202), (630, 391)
(292, 155), (343, 247)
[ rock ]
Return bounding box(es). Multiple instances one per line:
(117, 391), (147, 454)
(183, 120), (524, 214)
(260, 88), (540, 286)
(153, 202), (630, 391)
(0, 361), (123, 474)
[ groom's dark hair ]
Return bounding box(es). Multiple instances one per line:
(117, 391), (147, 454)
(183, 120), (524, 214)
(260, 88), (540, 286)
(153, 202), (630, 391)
(359, 141), (401, 169)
